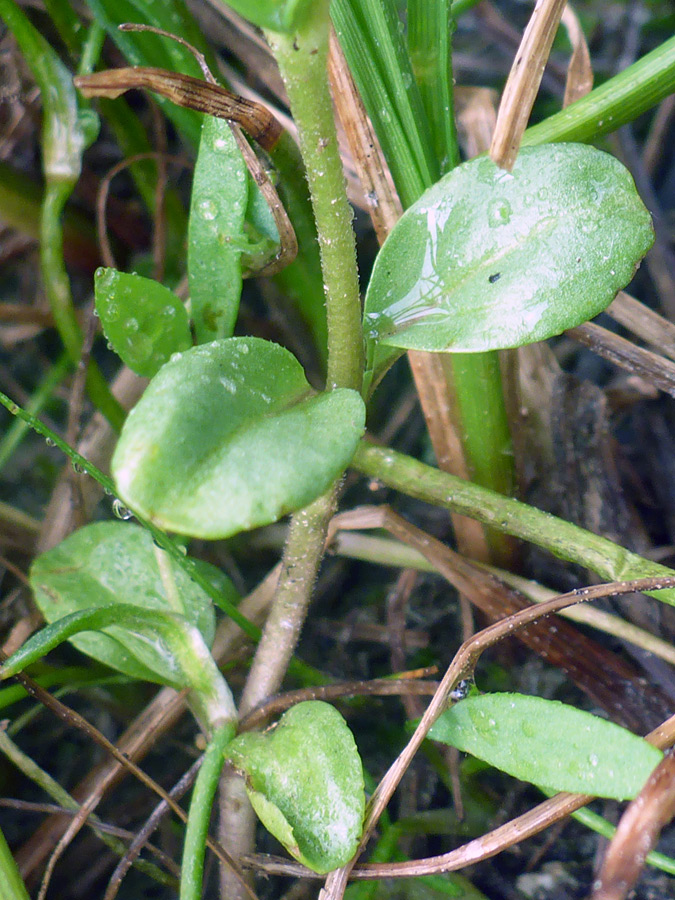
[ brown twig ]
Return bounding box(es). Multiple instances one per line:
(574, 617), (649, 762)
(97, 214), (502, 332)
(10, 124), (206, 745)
(490, 0), (568, 169)
(591, 751), (675, 900)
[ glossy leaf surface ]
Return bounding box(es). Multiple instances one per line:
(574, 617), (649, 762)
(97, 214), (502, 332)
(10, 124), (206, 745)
(225, 701), (365, 873)
(112, 337), (366, 538)
(428, 693), (662, 800)
(220, 0), (312, 33)
(188, 117), (247, 342)
(30, 521), (219, 681)
(94, 268), (191, 376)
(364, 144), (654, 353)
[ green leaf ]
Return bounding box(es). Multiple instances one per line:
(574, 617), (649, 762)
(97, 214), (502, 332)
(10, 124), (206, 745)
(0, 603), (236, 731)
(94, 268), (191, 376)
(225, 701), (365, 873)
(221, 0), (313, 33)
(188, 117), (248, 343)
(111, 337), (366, 539)
(428, 693), (663, 800)
(29, 521), (217, 682)
(364, 143), (654, 353)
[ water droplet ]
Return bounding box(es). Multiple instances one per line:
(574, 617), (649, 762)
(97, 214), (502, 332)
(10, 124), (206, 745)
(220, 376), (237, 394)
(72, 461), (85, 474)
(487, 198), (512, 226)
(45, 437), (55, 447)
(126, 317), (139, 333)
(214, 137), (228, 150)
(112, 499), (133, 520)
(199, 199), (218, 220)
(106, 302), (120, 322)
(589, 753), (598, 767)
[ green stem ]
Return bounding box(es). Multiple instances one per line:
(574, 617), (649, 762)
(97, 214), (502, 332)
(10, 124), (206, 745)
(522, 35), (675, 146)
(0, 826), (30, 900)
(180, 723), (235, 900)
(266, 2), (363, 392)
(41, 182), (125, 430)
(352, 441), (675, 607)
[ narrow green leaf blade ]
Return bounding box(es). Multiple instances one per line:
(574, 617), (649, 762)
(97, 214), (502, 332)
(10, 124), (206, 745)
(364, 143), (654, 352)
(0, 0), (85, 182)
(29, 521), (218, 681)
(225, 701), (365, 873)
(428, 693), (663, 800)
(112, 337), (366, 538)
(188, 118), (248, 343)
(94, 268), (191, 376)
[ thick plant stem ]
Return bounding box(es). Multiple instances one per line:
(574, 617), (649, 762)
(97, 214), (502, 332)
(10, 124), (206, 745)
(352, 441), (675, 607)
(219, 7), (363, 897)
(218, 491), (337, 900)
(266, 3), (363, 392)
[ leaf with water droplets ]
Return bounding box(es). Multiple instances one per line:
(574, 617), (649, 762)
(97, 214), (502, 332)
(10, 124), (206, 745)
(225, 701), (365, 873)
(428, 693), (662, 800)
(188, 116), (248, 343)
(112, 337), (366, 538)
(364, 143), (654, 354)
(95, 268), (191, 377)
(28, 521), (234, 682)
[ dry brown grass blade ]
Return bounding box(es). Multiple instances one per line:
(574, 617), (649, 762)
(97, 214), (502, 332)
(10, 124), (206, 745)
(561, 4), (593, 108)
(490, 0), (568, 169)
(606, 291), (675, 363)
(75, 68), (282, 151)
(567, 321), (675, 398)
(591, 752), (675, 900)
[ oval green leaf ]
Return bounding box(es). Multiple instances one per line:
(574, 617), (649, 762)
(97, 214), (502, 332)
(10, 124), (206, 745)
(428, 693), (662, 800)
(112, 337), (366, 538)
(94, 268), (191, 377)
(29, 521), (219, 682)
(225, 701), (365, 873)
(188, 116), (247, 343)
(364, 143), (654, 352)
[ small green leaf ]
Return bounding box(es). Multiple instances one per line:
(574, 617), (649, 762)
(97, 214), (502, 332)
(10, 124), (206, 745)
(225, 701), (365, 873)
(29, 521), (218, 681)
(112, 337), (366, 539)
(188, 117), (248, 342)
(221, 0), (312, 33)
(0, 603), (236, 731)
(364, 143), (654, 353)
(94, 268), (191, 376)
(428, 693), (662, 800)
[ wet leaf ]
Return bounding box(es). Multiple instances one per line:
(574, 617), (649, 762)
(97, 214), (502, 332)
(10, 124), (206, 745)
(29, 521), (221, 681)
(428, 693), (662, 800)
(225, 701), (365, 873)
(94, 268), (191, 377)
(188, 117), (247, 342)
(364, 143), (654, 353)
(112, 337), (366, 538)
